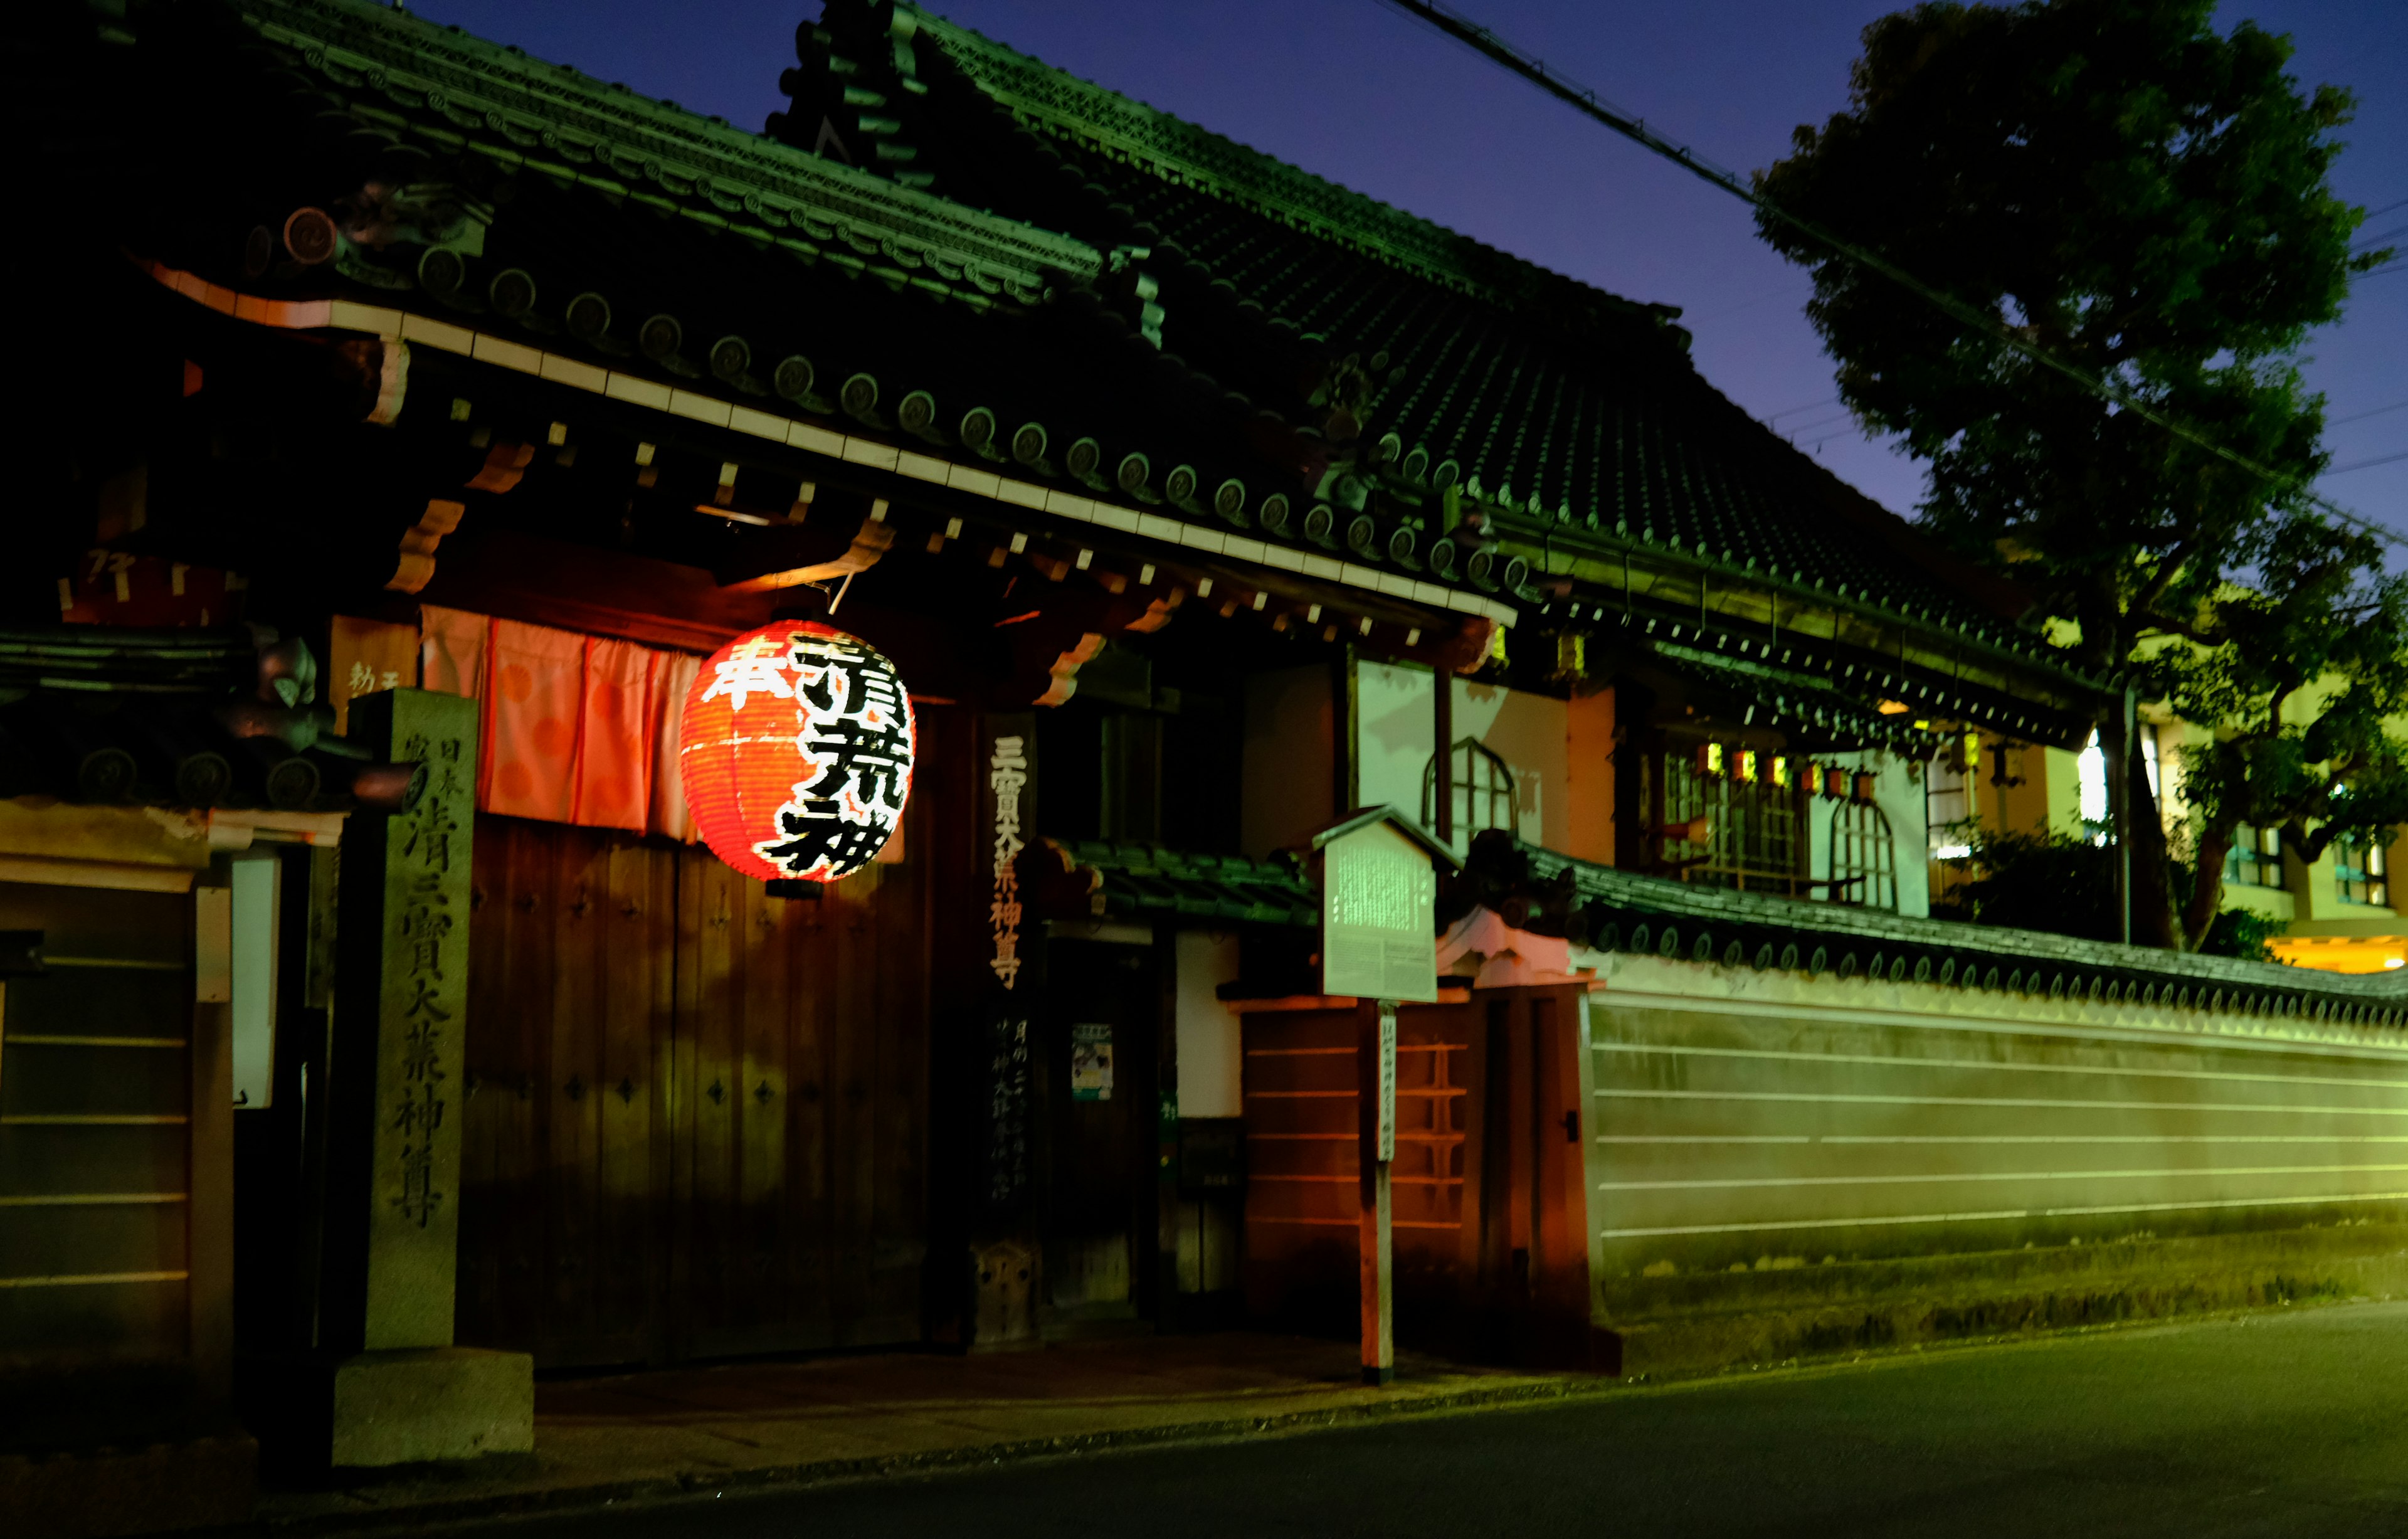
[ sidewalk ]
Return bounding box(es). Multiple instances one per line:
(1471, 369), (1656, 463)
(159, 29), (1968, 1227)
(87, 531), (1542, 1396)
(255, 1335), (1617, 1531)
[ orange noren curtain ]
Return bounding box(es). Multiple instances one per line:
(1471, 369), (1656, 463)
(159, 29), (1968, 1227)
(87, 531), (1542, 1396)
(574, 638), (658, 832)
(484, 618), (588, 822)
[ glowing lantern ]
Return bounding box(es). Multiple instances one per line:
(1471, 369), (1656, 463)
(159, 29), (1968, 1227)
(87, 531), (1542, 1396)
(680, 622), (916, 883)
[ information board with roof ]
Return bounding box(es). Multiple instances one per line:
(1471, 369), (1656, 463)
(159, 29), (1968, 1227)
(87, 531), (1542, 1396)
(1316, 809), (1455, 1003)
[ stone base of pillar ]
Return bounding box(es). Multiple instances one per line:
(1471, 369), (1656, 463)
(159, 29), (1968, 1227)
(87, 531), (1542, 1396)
(246, 1347), (533, 1469)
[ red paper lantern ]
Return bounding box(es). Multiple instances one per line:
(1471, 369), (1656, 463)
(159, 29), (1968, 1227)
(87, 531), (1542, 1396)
(680, 622), (916, 882)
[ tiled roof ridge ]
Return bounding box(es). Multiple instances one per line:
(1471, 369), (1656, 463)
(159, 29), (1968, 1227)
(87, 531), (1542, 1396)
(895, 3), (1678, 329)
(1514, 839), (2408, 1013)
(1741, 398), (2047, 635)
(230, 0), (1100, 290)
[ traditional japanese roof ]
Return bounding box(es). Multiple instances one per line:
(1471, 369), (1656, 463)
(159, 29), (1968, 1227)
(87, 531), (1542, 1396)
(1464, 835), (2408, 1024)
(0, 628), (256, 696)
(109, 0), (1517, 645)
(773, 3), (2113, 739)
(112, 0), (2108, 737)
(1042, 838), (1319, 928)
(0, 627), (410, 814)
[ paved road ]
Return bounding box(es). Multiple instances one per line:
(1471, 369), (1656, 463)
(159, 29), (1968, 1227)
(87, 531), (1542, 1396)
(424, 1303), (2408, 1538)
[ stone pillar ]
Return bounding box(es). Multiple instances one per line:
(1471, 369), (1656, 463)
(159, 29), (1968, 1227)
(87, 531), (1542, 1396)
(292, 688), (531, 1467)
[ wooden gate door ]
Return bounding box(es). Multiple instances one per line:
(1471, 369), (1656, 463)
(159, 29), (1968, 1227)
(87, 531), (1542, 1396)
(1467, 984), (1598, 1367)
(1238, 1000), (1473, 1338)
(460, 819), (677, 1368)
(458, 815), (929, 1368)
(670, 850), (927, 1360)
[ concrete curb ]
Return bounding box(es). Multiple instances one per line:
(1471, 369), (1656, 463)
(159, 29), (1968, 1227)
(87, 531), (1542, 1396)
(240, 1373), (1630, 1535)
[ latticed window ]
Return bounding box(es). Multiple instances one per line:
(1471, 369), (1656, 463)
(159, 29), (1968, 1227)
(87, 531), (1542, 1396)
(2226, 825), (2283, 889)
(1831, 802), (1898, 911)
(1422, 738), (1516, 837)
(1659, 751), (1802, 895)
(1926, 754), (1974, 860)
(2337, 838), (2390, 907)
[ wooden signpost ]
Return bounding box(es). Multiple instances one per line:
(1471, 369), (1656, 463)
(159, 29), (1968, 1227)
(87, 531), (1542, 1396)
(1314, 809), (1453, 1386)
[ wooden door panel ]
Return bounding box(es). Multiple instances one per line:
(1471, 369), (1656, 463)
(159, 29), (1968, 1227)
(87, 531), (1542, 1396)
(462, 813), (930, 1368)
(673, 850), (740, 1357)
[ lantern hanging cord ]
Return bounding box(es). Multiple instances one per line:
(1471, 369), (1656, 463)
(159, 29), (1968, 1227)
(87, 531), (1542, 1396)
(1376, 0), (2404, 550)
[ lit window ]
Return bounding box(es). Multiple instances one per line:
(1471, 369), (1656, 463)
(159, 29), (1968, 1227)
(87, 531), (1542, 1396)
(1831, 802), (1898, 911)
(1423, 738), (1516, 837)
(2076, 731), (2108, 828)
(1657, 749), (1802, 896)
(2074, 726), (2155, 842)
(2337, 838), (2391, 907)
(1926, 753), (1973, 859)
(2226, 825), (2283, 890)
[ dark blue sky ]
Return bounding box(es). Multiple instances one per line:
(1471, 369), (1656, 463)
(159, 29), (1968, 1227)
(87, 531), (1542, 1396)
(414, 0), (2406, 530)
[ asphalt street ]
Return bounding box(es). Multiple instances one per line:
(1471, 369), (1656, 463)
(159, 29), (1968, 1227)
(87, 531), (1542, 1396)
(418, 1302), (2408, 1538)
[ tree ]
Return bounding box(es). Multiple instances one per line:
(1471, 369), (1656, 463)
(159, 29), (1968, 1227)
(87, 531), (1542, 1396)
(1755, 0), (2402, 949)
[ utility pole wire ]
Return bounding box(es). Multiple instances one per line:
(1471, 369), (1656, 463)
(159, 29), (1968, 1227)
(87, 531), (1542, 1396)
(2329, 450), (2408, 477)
(1376, 0), (2402, 548)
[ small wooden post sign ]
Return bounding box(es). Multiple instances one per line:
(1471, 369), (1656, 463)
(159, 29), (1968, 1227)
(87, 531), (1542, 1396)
(1311, 809), (1454, 1387)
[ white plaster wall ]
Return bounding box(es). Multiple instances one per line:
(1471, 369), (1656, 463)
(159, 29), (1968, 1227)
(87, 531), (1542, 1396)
(1810, 749), (1930, 918)
(1355, 659), (1569, 856)
(1173, 931), (1245, 1118)
(1356, 658), (1435, 821)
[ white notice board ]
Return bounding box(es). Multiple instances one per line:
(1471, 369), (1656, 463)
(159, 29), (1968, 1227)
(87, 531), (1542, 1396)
(1321, 820), (1438, 1003)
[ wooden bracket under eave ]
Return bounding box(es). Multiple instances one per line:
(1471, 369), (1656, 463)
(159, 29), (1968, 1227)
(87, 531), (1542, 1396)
(722, 514), (896, 593)
(387, 499), (466, 595)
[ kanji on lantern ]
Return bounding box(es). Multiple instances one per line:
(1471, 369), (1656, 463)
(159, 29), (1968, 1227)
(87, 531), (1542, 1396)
(680, 623), (917, 882)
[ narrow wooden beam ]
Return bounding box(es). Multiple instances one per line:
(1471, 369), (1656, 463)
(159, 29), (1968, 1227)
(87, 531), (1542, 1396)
(1358, 998), (1396, 1386)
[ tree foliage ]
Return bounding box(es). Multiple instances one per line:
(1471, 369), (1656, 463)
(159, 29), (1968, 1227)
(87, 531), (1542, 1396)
(1756, 0), (2401, 949)
(1933, 828), (2286, 960)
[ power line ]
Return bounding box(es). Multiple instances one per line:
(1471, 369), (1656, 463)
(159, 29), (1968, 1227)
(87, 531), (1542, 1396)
(1377, 0), (2403, 549)
(1761, 393), (1840, 423)
(2332, 398), (2408, 428)
(1783, 410), (1861, 440)
(2328, 450), (2408, 477)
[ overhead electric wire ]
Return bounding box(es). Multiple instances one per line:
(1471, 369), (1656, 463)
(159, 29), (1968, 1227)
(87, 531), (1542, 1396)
(1376, 0), (2405, 548)
(2331, 398), (2408, 427)
(2328, 450), (2408, 477)
(1761, 394), (1840, 423)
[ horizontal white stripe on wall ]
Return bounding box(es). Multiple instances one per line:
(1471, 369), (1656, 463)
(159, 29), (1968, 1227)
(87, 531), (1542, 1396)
(1600, 1188), (2408, 1242)
(1593, 1039), (2408, 1096)
(1600, 1163), (2408, 1193)
(1593, 1088), (2408, 1118)
(1597, 1134), (2408, 1145)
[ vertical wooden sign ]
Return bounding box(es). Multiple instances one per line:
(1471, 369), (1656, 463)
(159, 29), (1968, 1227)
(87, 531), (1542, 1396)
(980, 714), (1037, 1220)
(1356, 1000), (1398, 1385)
(1316, 811), (1441, 1388)
(337, 688), (477, 1353)
(973, 715), (1039, 1348)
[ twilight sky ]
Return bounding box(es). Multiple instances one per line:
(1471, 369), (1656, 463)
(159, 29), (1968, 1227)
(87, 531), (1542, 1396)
(413, 0), (2407, 532)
